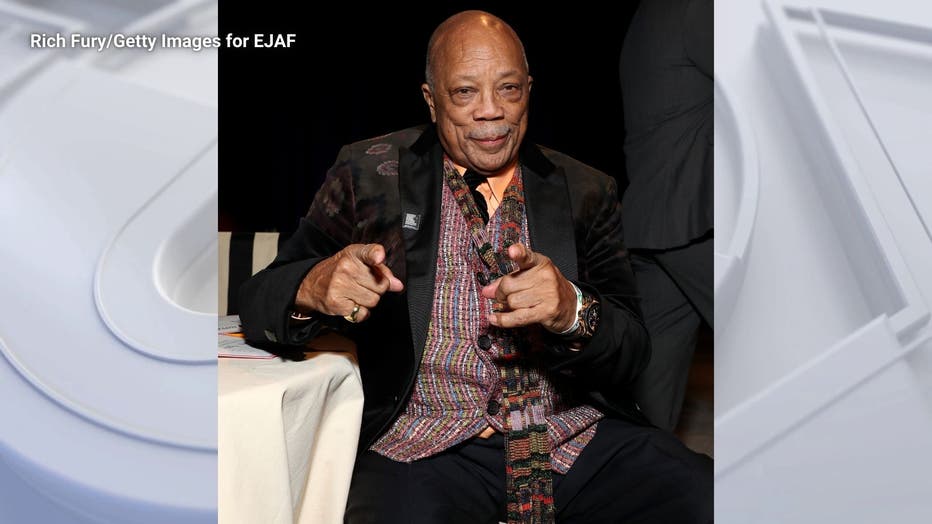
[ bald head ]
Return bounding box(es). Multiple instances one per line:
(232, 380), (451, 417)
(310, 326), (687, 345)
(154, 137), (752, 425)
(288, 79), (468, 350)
(420, 11), (533, 175)
(425, 11), (528, 89)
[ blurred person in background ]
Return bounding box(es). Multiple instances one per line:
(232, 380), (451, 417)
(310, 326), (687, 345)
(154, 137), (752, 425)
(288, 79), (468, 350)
(620, 0), (713, 432)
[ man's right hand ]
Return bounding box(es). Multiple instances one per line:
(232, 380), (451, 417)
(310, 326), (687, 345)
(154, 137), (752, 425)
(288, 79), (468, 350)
(294, 243), (404, 323)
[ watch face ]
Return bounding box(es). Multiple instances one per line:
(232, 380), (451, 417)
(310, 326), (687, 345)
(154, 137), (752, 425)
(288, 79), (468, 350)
(584, 302), (600, 332)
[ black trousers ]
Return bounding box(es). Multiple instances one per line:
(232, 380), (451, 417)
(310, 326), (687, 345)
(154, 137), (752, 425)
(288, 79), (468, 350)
(345, 419), (712, 523)
(630, 235), (713, 431)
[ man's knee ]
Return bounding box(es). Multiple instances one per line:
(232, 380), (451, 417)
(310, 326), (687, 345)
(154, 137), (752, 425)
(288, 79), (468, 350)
(645, 430), (712, 523)
(558, 421), (712, 523)
(345, 452), (410, 524)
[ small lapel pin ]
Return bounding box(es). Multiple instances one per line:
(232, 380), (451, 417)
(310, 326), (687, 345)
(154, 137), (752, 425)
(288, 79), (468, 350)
(403, 213), (421, 230)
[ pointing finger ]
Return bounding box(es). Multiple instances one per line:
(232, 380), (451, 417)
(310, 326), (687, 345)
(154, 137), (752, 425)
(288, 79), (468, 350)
(355, 243), (386, 267)
(507, 244), (539, 271)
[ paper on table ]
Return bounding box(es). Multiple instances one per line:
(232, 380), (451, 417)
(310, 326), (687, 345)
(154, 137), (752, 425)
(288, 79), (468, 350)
(218, 315), (275, 359)
(218, 334), (276, 360)
(219, 315), (241, 334)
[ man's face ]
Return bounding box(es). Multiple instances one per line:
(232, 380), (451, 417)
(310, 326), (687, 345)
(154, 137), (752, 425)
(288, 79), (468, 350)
(423, 29), (532, 175)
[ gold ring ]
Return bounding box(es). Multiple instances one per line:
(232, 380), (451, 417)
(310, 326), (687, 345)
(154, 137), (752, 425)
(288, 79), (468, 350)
(344, 304), (360, 323)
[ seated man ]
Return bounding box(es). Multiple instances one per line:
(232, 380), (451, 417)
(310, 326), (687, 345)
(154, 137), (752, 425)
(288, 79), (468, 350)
(238, 10), (711, 524)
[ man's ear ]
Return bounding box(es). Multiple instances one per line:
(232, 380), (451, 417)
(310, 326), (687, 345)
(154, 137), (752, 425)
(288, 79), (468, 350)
(527, 75), (533, 94)
(421, 83), (437, 123)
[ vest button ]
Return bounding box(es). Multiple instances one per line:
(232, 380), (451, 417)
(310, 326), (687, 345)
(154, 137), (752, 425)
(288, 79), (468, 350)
(486, 399), (501, 416)
(477, 334), (492, 350)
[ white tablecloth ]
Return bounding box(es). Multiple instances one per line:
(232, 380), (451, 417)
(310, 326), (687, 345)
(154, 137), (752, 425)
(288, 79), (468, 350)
(219, 337), (363, 524)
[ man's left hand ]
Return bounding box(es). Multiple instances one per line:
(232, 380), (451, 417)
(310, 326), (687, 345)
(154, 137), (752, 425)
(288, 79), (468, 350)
(481, 244), (577, 332)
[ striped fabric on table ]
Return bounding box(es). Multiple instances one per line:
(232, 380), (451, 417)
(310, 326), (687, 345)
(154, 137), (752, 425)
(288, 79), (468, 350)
(218, 231), (288, 315)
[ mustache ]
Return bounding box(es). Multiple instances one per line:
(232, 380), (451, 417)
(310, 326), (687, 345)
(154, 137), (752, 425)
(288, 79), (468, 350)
(467, 126), (511, 140)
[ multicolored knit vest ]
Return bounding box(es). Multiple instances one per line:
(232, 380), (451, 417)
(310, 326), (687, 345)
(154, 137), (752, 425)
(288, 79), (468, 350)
(442, 159), (555, 523)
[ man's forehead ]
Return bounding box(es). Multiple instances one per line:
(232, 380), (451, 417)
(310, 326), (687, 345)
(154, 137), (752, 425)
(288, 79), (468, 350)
(436, 35), (525, 71)
(446, 43), (517, 63)
(451, 22), (517, 47)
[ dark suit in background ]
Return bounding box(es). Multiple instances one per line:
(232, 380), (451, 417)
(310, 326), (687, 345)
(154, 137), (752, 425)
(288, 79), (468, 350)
(620, 0), (713, 431)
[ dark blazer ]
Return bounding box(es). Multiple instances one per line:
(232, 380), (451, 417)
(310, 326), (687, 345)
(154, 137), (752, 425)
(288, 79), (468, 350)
(238, 126), (650, 451)
(620, 0), (712, 250)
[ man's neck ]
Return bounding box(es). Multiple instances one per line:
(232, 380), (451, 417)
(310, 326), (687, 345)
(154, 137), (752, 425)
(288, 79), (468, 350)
(452, 161), (517, 217)
(454, 159), (516, 185)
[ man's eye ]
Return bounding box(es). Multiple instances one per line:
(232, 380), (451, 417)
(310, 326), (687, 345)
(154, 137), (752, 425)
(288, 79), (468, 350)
(499, 84), (522, 99)
(453, 88), (474, 96)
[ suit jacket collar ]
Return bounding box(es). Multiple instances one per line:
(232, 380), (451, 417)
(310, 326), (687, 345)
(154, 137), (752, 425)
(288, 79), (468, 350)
(398, 126), (444, 364)
(520, 145), (578, 281)
(399, 126), (578, 362)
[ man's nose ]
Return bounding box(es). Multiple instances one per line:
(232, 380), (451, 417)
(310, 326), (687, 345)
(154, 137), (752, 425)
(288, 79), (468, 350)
(472, 90), (505, 120)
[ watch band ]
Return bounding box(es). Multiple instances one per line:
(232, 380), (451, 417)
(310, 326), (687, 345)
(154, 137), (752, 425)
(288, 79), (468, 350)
(555, 283), (584, 335)
(555, 283), (600, 342)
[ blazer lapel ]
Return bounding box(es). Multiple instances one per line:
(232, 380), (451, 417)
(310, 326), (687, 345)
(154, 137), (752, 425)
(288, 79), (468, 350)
(522, 144), (579, 281)
(398, 128), (444, 363)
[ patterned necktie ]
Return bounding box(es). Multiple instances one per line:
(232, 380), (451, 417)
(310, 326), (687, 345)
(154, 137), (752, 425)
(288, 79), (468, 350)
(443, 160), (555, 524)
(462, 169), (490, 224)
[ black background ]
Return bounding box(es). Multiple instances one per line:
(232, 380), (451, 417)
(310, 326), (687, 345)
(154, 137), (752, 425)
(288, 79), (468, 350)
(219, 2), (640, 233)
